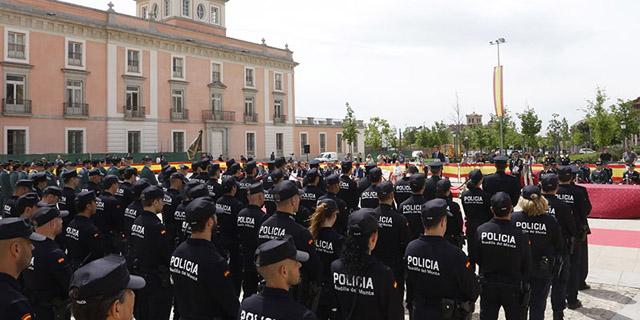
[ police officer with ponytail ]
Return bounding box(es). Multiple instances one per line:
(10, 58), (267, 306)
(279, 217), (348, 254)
(461, 169), (493, 260)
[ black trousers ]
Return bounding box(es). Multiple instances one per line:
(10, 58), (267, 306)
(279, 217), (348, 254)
(134, 284), (173, 320)
(480, 283), (523, 320)
(223, 240), (243, 297)
(528, 278), (551, 320)
(242, 260), (259, 300)
(551, 255), (570, 313)
(567, 239), (585, 303)
(580, 237), (589, 285)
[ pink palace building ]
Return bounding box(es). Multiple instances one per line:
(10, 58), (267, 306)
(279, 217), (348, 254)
(0, 0), (364, 160)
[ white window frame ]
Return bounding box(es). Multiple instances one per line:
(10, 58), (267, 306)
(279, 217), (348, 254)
(141, 5), (148, 19)
(211, 92), (222, 112)
(4, 126), (29, 155)
(319, 132), (327, 153)
(171, 130), (187, 153)
(4, 28), (29, 63)
(245, 131), (256, 157)
(274, 99), (283, 118)
(299, 132), (308, 155)
(171, 55), (186, 80)
(64, 128), (86, 154)
(126, 129), (142, 153)
(210, 4), (221, 25)
(210, 61), (223, 83)
(244, 66), (255, 88)
(182, 0), (191, 17)
(64, 38), (86, 70)
(125, 48), (142, 76)
(171, 88), (184, 112)
(336, 132), (343, 154)
(244, 96), (255, 115)
(274, 72), (283, 92)
(163, 0), (171, 17)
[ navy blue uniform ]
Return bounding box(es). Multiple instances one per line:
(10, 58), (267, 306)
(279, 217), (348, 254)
(96, 191), (124, 254)
(358, 184), (379, 209)
(424, 175), (441, 201)
(65, 215), (104, 270)
(373, 203), (410, 297)
(400, 194), (427, 241)
(239, 287), (317, 320)
(0, 272), (34, 320)
(237, 204), (266, 299)
(318, 192), (349, 235)
(337, 174), (359, 211)
(461, 186), (493, 258)
(394, 176), (413, 206)
(482, 172), (521, 206)
(313, 227), (344, 320)
(216, 194), (245, 295)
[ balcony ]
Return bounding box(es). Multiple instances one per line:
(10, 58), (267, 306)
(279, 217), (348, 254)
(203, 110), (235, 122)
(2, 99), (32, 116)
(244, 112), (259, 124)
(171, 108), (189, 121)
(123, 106), (145, 120)
(273, 114), (287, 124)
(295, 117), (365, 128)
(63, 102), (89, 118)
(8, 44), (25, 59)
(67, 52), (83, 67)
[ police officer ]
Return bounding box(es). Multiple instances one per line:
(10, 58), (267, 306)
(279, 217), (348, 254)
(0, 162), (12, 208)
(216, 176), (245, 295)
(359, 167), (383, 209)
(78, 160), (91, 190)
(461, 169), (493, 260)
(22, 206), (72, 320)
(44, 162), (58, 187)
(3, 179), (33, 218)
(238, 160), (258, 205)
(97, 175), (125, 254)
(264, 169), (285, 218)
(299, 168), (325, 227)
(59, 170), (80, 247)
(68, 255), (146, 320)
(622, 163), (640, 185)
(14, 193), (40, 220)
(188, 161), (204, 183)
(436, 179), (464, 249)
(163, 172), (188, 253)
(127, 186), (172, 320)
(424, 161), (444, 201)
(482, 155), (521, 206)
(174, 184), (209, 245)
(115, 167), (137, 209)
(395, 165), (418, 205)
(590, 161), (611, 184)
(575, 160), (591, 184)
(40, 186), (62, 207)
(470, 192), (531, 320)
(139, 156), (157, 186)
(538, 158), (557, 182)
(84, 168), (104, 196)
(331, 209), (404, 320)
(337, 160), (359, 212)
(512, 185), (563, 320)
(123, 180), (150, 242)
(106, 158), (121, 178)
(170, 197), (240, 319)
(66, 191), (104, 271)
(237, 182), (266, 299)
(405, 198), (480, 320)
(400, 173), (428, 240)
(207, 163), (223, 201)
(239, 238), (317, 320)
(318, 174), (349, 235)
(258, 180), (321, 307)
(373, 181), (410, 300)
(160, 166), (177, 190)
(0, 217), (44, 320)
(570, 165), (592, 292)
(356, 163), (378, 194)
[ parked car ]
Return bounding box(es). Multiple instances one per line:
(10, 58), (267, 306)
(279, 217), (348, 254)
(314, 152), (339, 162)
(579, 148), (596, 154)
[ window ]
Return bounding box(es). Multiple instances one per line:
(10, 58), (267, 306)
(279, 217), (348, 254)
(173, 131), (185, 153)
(211, 92), (222, 112)
(164, 0), (170, 17)
(150, 4), (159, 19)
(172, 89), (184, 112)
(5, 74), (26, 105)
(276, 133), (284, 157)
(246, 132), (255, 156)
(182, 0), (191, 17)
(274, 100), (283, 119)
(6, 129), (26, 155)
(197, 4), (205, 20)
(141, 6), (148, 19)
(245, 67), (254, 88)
(210, 5), (220, 25)
(172, 56), (184, 79)
(65, 80), (83, 106)
(67, 130), (84, 154)
(126, 49), (140, 74)
(7, 31), (26, 60)
(127, 131), (141, 153)
(244, 97), (254, 115)
(211, 62), (221, 82)
(125, 86), (140, 109)
(337, 133), (343, 154)
(320, 133), (326, 153)
(67, 41), (83, 67)
(300, 133), (308, 154)
(274, 73), (283, 91)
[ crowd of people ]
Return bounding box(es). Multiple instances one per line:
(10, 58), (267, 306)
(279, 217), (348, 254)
(0, 151), (596, 320)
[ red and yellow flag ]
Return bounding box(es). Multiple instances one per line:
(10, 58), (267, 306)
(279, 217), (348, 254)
(493, 65), (504, 117)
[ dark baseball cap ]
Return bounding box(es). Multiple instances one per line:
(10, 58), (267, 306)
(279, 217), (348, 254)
(222, 176), (238, 193)
(409, 173), (426, 191)
(163, 166), (177, 177)
(406, 165), (419, 174)
(43, 186), (62, 197)
(88, 168), (103, 177)
(70, 255), (145, 303)
(249, 182), (264, 195)
(75, 190), (97, 206)
(375, 181), (394, 197)
(187, 184), (209, 199)
(493, 156), (508, 163)
(317, 198), (338, 212)
(557, 166), (573, 180)
(62, 170), (78, 180)
(325, 174), (339, 185)
(368, 167), (383, 179)
(273, 180), (303, 202)
(255, 236), (309, 267)
(468, 169), (483, 183)
(522, 185), (542, 201)
(123, 167), (138, 177)
(309, 159), (320, 168)
(102, 175), (119, 189)
(17, 193), (40, 210)
(32, 206), (69, 227)
(133, 180), (151, 198)
(421, 198), (452, 222)
(341, 161), (353, 170)
(306, 168), (319, 179)
(436, 179), (452, 193)
(347, 208), (379, 236)
(142, 186), (164, 201)
(245, 161), (257, 172)
(185, 197), (221, 225)
(209, 163), (221, 174)
(490, 192), (512, 214)
(541, 174), (559, 190)
(170, 172), (189, 184)
(0, 217), (45, 241)
(270, 169), (284, 181)
(16, 179), (33, 189)
(31, 172), (47, 182)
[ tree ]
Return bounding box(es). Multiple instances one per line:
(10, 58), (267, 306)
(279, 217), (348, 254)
(611, 98), (640, 146)
(547, 113), (562, 155)
(342, 102), (359, 153)
(403, 127), (417, 147)
(518, 107), (542, 150)
(487, 109), (520, 150)
(469, 124), (489, 152)
(584, 88), (616, 149)
(431, 121), (451, 147)
(571, 120), (592, 148)
(560, 117), (571, 153)
(364, 117), (394, 150)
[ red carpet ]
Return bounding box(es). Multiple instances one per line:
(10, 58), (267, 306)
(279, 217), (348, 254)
(588, 228), (640, 248)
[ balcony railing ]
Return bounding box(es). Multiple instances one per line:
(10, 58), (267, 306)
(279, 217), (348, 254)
(171, 108), (189, 121)
(273, 114), (287, 124)
(123, 106), (145, 119)
(2, 99), (32, 115)
(295, 117), (365, 127)
(67, 52), (83, 66)
(63, 102), (89, 117)
(244, 112), (259, 123)
(8, 44), (25, 59)
(203, 110), (235, 122)
(212, 71), (221, 83)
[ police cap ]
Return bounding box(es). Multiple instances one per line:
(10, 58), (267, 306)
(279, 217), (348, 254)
(557, 166), (573, 180)
(31, 172), (47, 183)
(0, 217), (45, 241)
(133, 180), (151, 198)
(428, 160), (444, 168)
(209, 163), (221, 174)
(306, 168), (319, 179)
(15, 179), (32, 190)
(274, 157), (286, 168)
(309, 159), (321, 168)
(185, 197), (221, 225)
(368, 167), (383, 179)
(409, 173), (426, 191)
(317, 198), (338, 212)
(229, 163), (242, 175)
(406, 165), (419, 174)
(17, 193), (39, 210)
(245, 161), (257, 172)
(468, 169), (484, 184)
(421, 198), (452, 223)
(187, 184), (209, 199)
(490, 192), (512, 214)
(102, 175), (119, 189)
(341, 161), (353, 170)
(270, 169), (284, 181)
(32, 206), (68, 227)
(61, 170), (78, 180)
(436, 179), (452, 193)
(493, 156), (508, 163)
(75, 190), (97, 207)
(325, 174), (339, 185)
(570, 165), (581, 174)
(123, 167), (138, 177)
(541, 174), (559, 190)
(226, 158), (236, 168)
(170, 172), (189, 184)
(347, 208), (378, 236)
(179, 164), (189, 171)
(222, 176), (238, 193)
(375, 181), (394, 197)
(273, 180), (303, 202)
(88, 168), (103, 177)
(43, 186), (62, 197)
(141, 155), (152, 162)
(70, 255), (145, 303)
(142, 186), (164, 201)
(522, 185), (541, 200)
(595, 160), (603, 166)
(163, 166), (177, 177)
(255, 236), (309, 267)
(249, 182), (264, 195)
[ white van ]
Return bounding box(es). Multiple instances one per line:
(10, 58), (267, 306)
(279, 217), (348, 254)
(314, 152), (339, 162)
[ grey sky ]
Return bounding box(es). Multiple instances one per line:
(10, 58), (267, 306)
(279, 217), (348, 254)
(63, 0), (640, 130)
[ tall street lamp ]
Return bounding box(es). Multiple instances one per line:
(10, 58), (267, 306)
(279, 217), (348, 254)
(490, 37), (506, 155)
(621, 122), (627, 150)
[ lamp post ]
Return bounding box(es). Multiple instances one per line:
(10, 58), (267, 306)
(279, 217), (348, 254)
(490, 37), (506, 155)
(453, 132), (457, 162)
(621, 123), (627, 151)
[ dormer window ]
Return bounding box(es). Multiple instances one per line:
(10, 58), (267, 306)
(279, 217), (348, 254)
(197, 4), (205, 20)
(210, 5), (220, 25)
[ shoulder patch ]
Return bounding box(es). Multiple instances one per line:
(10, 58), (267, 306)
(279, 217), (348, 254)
(392, 281), (398, 289)
(21, 314), (32, 320)
(465, 260), (471, 269)
(93, 233), (100, 238)
(57, 257), (65, 264)
(223, 270), (231, 278)
(160, 229), (166, 235)
(308, 239), (314, 246)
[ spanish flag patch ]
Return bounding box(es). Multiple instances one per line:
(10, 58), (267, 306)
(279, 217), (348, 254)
(392, 281), (398, 289)
(21, 313), (32, 320)
(57, 257), (65, 264)
(465, 260), (471, 269)
(224, 270), (231, 278)
(160, 229), (166, 235)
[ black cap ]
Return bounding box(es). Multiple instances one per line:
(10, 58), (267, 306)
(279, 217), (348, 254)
(570, 165), (581, 174)
(309, 159), (320, 168)
(317, 198), (338, 212)
(375, 181), (394, 197)
(32, 206), (69, 227)
(133, 180), (150, 198)
(142, 186), (164, 201)
(595, 160), (603, 166)
(273, 180), (303, 202)
(306, 168), (320, 179)
(17, 193), (39, 210)
(255, 236), (309, 267)
(179, 164), (189, 170)
(31, 172), (47, 182)
(222, 176), (238, 193)
(88, 168), (103, 177)
(436, 179), (451, 193)
(421, 198), (452, 222)
(368, 167), (383, 179)
(209, 163), (221, 174)
(249, 182), (264, 195)
(62, 170), (78, 180)
(0, 217), (45, 241)
(142, 155), (152, 162)
(75, 190), (97, 207)
(541, 174), (559, 190)
(185, 197), (221, 225)
(170, 172), (189, 184)
(275, 157), (286, 168)
(16, 179), (33, 189)
(325, 174), (339, 185)
(468, 169), (483, 183)
(163, 166), (177, 177)
(123, 167), (138, 177)
(347, 209), (379, 236)
(187, 184), (209, 199)
(557, 166), (573, 180)
(406, 165), (419, 174)
(341, 161), (353, 170)
(102, 175), (119, 189)
(490, 192), (512, 214)
(245, 161), (257, 172)
(409, 173), (426, 191)
(43, 186), (62, 197)
(226, 158), (236, 168)
(428, 161), (444, 168)
(70, 255), (145, 303)
(270, 169), (284, 181)
(522, 185), (542, 200)
(493, 156), (508, 163)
